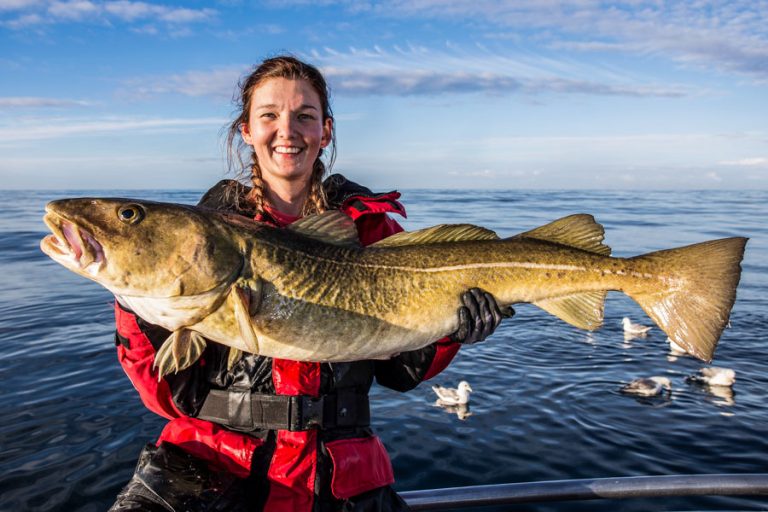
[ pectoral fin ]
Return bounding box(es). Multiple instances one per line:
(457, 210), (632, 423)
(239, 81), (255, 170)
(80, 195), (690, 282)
(288, 210), (360, 247)
(154, 329), (207, 378)
(533, 291), (606, 330)
(232, 282), (261, 354)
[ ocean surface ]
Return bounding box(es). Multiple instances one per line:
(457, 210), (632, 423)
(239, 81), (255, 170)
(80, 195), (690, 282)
(1, 188), (766, 511)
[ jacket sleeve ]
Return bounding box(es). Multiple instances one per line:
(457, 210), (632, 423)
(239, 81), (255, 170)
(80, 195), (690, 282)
(352, 211), (462, 392)
(374, 339), (461, 392)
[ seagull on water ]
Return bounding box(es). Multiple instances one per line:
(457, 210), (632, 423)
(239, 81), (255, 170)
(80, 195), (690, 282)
(622, 317), (652, 335)
(620, 377), (672, 397)
(686, 367), (736, 387)
(667, 336), (689, 355)
(432, 381), (473, 406)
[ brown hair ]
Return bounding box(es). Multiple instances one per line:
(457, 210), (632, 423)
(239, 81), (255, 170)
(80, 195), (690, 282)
(225, 55), (336, 216)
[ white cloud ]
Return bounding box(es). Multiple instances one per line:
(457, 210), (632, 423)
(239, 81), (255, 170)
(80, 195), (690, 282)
(294, 1), (768, 82)
(0, 11), (40, 27)
(103, 0), (152, 20)
(310, 46), (690, 97)
(0, 96), (92, 108)
(0, 0), (42, 11)
(0, 116), (226, 142)
(0, 0), (216, 28)
(706, 171), (723, 182)
(719, 157), (768, 167)
(119, 67), (242, 99)
(48, 0), (99, 20)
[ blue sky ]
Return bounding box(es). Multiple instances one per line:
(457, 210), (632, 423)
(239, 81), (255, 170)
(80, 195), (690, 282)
(1, 1), (766, 190)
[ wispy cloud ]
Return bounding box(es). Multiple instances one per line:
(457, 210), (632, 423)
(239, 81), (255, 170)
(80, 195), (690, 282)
(310, 46), (690, 98)
(0, 96), (93, 108)
(112, 45), (689, 100)
(290, 1), (768, 83)
(0, 116), (226, 142)
(0, 0), (43, 11)
(1, 0), (216, 29)
(719, 157), (768, 167)
(118, 67), (243, 99)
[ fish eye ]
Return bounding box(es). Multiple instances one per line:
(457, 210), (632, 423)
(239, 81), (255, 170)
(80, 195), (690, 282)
(117, 204), (145, 225)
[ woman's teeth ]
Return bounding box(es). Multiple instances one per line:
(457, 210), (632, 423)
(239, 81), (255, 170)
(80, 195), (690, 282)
(274, 147), (302, 154)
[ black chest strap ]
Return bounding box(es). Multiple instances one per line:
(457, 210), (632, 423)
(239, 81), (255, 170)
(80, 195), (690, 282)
(197, 389), (370, 432)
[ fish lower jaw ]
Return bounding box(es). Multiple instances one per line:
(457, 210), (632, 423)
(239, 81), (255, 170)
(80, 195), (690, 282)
(41, 233), (105, 275)
(42, 215), (105, 271)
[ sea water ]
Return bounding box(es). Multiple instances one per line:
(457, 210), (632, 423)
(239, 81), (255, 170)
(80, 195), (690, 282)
(0, 188), (766, 511)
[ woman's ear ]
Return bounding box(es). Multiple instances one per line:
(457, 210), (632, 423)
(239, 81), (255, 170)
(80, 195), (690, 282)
(320, 117), (333, 148)
(240, 122), (253, 145)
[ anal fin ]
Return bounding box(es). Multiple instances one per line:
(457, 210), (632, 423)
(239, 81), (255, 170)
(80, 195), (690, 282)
(533, 291), (606, 330)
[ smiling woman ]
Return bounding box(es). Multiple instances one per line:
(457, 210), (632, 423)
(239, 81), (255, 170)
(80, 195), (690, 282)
(104, 55), (509, 512)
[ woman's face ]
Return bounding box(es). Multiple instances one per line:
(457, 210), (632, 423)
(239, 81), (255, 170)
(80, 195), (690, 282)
(241, 77), (332, 187)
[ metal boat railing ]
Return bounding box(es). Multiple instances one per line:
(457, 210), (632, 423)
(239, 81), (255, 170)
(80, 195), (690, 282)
(401, 474), (768, 510)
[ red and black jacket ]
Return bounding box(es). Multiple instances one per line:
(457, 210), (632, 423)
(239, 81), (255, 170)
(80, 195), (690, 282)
(114, 174), (461, 511)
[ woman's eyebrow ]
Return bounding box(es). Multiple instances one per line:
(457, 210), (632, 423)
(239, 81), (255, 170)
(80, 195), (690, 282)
(254, 103), (319, 111)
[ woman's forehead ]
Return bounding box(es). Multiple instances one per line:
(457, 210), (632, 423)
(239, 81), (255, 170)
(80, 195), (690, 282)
(250, 77), (321, 109)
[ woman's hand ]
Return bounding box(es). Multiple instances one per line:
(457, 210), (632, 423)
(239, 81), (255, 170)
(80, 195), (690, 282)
(450, 288), (514, 345)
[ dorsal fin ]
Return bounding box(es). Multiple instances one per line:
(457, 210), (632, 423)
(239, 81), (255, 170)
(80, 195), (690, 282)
(370, 224), (499, 248)
(515, 214), (611, 256)
(288, 210), (360, 247)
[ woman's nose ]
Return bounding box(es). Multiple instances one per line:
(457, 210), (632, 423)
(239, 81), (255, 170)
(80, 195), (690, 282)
(276, 115), (296, 138)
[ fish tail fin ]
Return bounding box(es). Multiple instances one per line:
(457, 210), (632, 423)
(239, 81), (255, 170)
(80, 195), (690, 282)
(627, 237), (747, 361)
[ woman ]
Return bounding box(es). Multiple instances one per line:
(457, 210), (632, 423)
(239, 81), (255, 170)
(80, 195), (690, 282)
(110, 55), (510, 512)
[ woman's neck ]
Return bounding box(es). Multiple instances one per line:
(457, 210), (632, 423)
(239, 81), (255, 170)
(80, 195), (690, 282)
(263, 180), (309, 217)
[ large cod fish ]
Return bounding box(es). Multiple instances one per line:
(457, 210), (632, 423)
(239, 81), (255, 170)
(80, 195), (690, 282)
(40, 198), (747, 376)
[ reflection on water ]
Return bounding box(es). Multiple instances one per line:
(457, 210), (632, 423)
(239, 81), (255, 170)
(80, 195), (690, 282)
(434, 402), (473, 421)
(685, 381), (736, 407)
(623, 331), (649, 342)
(2, 188), (767, 511)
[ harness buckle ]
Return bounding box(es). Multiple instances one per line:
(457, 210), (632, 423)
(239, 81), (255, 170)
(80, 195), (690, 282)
(289, 396), (325, 431)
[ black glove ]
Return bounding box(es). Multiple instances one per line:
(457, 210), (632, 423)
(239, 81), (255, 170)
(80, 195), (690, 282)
(450, 288), (514, 345)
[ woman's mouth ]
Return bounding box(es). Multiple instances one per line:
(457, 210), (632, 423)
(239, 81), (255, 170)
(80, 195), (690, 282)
(273, 146), (304, 155)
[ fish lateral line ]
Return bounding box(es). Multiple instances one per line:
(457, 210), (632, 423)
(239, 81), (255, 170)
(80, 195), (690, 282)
(254, 239), (593, 274)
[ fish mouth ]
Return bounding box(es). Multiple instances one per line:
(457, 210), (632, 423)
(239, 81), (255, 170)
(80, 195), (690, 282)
(41, 210), (105, 274)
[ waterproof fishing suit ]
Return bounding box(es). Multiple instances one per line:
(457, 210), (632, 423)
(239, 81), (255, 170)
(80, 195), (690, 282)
(110, 175), (463, 512)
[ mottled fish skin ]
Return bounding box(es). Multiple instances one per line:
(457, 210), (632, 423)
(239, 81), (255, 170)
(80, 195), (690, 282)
(41, 198), (747, 375)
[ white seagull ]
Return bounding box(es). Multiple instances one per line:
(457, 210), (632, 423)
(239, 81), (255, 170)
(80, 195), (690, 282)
(667, 336), (688, 355)
(432, 381), (473, 406)
(620, 377), (672, 397)
(686, 367), (736, 387)
(622, 317), (652, 335)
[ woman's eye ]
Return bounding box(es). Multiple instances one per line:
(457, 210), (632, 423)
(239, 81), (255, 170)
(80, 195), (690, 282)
(298, 113), (316, 121)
